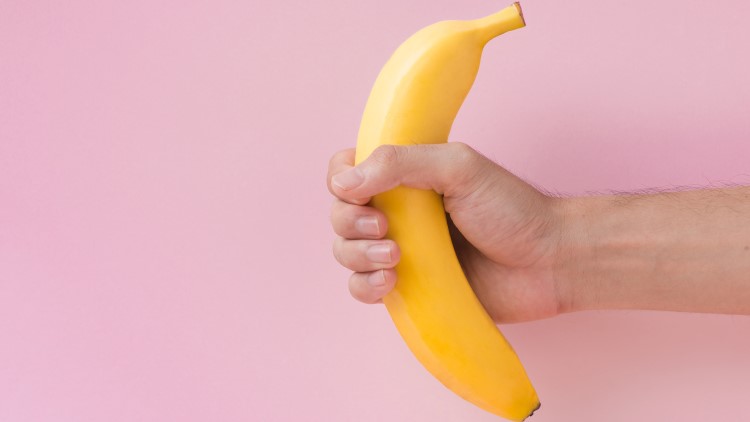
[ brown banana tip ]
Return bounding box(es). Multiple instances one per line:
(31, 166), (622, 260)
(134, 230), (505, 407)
(523, 402), (541, 420)
(514, 2), (525, 26)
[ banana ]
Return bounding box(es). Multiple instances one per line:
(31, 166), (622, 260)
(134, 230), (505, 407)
(354, 3), (539, 420)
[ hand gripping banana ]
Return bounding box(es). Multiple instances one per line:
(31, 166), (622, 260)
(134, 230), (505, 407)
(354, 3), (539, 420)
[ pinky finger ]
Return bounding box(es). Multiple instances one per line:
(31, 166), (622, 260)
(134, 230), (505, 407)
(348, 269), (397, 304)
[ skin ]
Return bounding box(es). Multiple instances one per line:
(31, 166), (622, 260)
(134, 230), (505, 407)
(327, 143), (750, 324)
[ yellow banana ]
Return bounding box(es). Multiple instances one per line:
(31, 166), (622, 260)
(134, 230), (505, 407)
(354, 3), (539, 420)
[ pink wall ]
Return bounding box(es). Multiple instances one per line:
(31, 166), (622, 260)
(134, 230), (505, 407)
(2, 1), (749, 421)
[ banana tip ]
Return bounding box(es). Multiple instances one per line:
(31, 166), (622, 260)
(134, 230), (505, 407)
(513, 2), (525, 26)
(523, 402), (541, 420)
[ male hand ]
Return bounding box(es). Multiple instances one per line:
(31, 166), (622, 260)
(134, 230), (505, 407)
(327, 143), (566, 323)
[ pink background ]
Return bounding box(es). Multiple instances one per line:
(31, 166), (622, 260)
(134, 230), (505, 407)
(2, 1), (750, 421)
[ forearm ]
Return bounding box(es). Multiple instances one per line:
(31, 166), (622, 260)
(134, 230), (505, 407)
(556, 186), (750, 315)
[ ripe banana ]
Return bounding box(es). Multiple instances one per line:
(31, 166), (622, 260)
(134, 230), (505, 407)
(354, 3), (539, 420)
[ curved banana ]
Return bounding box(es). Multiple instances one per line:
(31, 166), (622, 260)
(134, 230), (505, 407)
(354, 3), (539, 420)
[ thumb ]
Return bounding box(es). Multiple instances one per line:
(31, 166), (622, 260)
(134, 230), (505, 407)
(330, 143), (489, 203)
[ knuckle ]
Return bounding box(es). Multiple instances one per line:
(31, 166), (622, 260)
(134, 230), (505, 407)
(449, 141), (478, 164)
(441, 142), (487, 197)
(371, 144), (400, 167)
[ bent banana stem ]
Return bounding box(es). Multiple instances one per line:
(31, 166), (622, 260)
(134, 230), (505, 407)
(355, 3), (539, 421)
(475, 2), (526, 45)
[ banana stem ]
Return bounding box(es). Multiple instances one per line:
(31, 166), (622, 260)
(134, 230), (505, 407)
(473, 2), (526, 45)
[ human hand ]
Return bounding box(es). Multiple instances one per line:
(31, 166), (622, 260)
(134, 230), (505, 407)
(327, 143), (567, 323)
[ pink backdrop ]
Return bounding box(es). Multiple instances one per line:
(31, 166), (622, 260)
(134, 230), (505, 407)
(2, 1), (750, 421)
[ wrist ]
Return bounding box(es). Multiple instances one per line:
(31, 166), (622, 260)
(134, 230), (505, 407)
(550, 195), (600, 315)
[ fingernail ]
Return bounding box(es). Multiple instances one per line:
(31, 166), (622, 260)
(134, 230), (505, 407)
(366, 244), (391, 263)
(332, 167), (364, 191)
(355, 216), (380, 236)
(367, 270), (387, 287)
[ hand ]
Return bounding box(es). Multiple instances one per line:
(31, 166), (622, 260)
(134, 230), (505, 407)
(327, 143), (567, 323)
